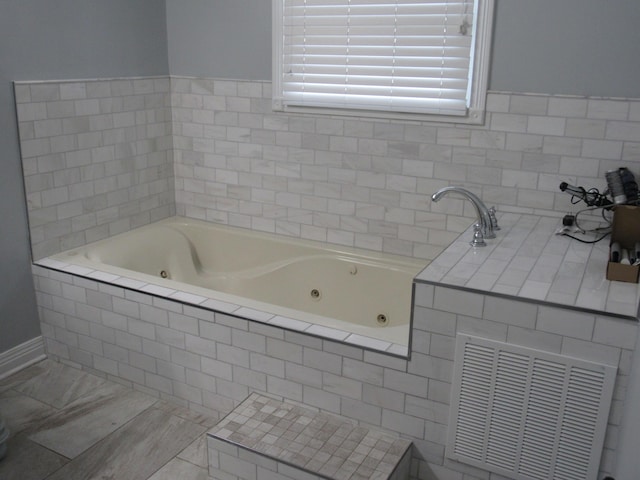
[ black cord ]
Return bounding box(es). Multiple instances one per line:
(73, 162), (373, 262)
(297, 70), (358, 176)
(573, 205), (613, 234)
(568, 187), (611, 208)
(561, 204), (611, 244)
(561, 232), (610, 244)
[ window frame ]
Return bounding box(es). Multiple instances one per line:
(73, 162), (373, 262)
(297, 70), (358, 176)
(272, 0), (495, 125)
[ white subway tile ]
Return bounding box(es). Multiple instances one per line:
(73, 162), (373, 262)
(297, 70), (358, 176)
(536, 306), (595, 340)
(322, 372), (362, 399)
(593, 316), (638, 350)
(587, 99), (629, 120)
(128, 349), (157, 372)
(490, 113), (528, 133)
(285, 363), (323, 388)
(341, 397), (381, 425)
(341, 358), (383, 387)
(506, 325), (562, 353)
(201, 356), (233, 381)
(266, 376), (302, 401)
(167, 347), (200, 372)
(561, 337), (620, 367)
(88, 355), (116, 376)
(433, 287), (484, 317)
(168, 312), (199, 335)
(145, 372), (173, 394)
(302, 386), (341, 414)
(381, 409), (424, 438)
(405, 395), (449, 424)
(581, 139), (623, 160)
(606, 121), (640, 142)
(125, 319), (155, 341)
(250, 353), (284, 377)
(383, 369), (427, 397)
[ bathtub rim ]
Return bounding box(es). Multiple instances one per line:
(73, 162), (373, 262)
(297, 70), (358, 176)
(34, 259), (413, 358)
(36, 216), (429, 357)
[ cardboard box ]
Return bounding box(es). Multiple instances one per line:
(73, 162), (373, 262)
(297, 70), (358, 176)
(606, 205), (640, 283)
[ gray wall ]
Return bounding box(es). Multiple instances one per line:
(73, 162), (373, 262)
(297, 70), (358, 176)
(490, 0), (640, 98)
(166, 0), (640, 98)
(166, 0), (271, 80)
(0, 0), (168, 354)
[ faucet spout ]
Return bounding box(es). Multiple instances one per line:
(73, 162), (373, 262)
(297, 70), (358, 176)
(431, 186), (496, 239)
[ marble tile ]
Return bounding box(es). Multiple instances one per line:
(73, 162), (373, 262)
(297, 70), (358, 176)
(15, 361), (109, 409)
(0, 390), (56, 437)
(417, 213), (640, 319)
(154, 400), (219, 429)
(0, 360), (51, 393)
(147, 457), (209, 480)
(0, 434), (68, 480)
(45, 407), (207, 480)
(28, 382), (158, 458)
(177, 433), (209, 468)
(211, 392), (411, 480)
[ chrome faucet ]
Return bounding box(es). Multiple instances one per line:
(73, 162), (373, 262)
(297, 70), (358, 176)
(431, 186), (498, 245)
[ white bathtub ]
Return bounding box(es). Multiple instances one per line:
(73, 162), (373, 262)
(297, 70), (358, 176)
(46, 217), (426, 350)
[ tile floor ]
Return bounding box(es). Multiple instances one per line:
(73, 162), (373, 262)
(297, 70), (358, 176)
(0, 359), (223, 480)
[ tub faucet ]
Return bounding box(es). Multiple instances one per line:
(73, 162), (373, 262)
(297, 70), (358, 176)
(431, 186), (497, 245)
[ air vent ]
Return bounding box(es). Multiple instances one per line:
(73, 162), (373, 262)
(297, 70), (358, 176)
(446, 335), (617, 480)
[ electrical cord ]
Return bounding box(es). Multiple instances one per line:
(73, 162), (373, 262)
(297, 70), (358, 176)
(561, 232), (610, 244)
(558, 179), (638, 245)
(573, 204), (613, 234)
(561, 183), (612, 208)
(560, 204), (612, 244)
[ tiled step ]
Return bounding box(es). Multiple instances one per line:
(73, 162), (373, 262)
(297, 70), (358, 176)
(208, 392), (412, 480)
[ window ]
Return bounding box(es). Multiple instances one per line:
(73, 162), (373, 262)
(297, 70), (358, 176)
(272, 0), (494, 124)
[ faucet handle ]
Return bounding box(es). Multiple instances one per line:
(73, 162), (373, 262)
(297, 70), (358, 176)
(488, 206), (500, 231)
(470, 222), (487, 247)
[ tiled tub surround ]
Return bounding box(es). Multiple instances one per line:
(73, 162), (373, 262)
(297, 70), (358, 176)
(418, 212), (640, 318)
(16, 76), (640, 264)
(39, 215), (425, 356)
(15, 77), (175, 260)
(170, 76), (640, 262)
(32, 219), (638, 480)
(16, 76), (640, 479)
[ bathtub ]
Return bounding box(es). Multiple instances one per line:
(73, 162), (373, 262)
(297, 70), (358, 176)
(43, 217), (426, 353)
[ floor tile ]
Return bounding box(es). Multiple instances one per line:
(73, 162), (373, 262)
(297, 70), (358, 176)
(147, 457), (210, 480)
(177, 433), (209, 468)
(28, 382), (158, 458)
(154, 400), (219, 428)
(15, 361), (109, 409)
(0, 390), (56, 437)
(45, 406), (207, 480)
(0, 361), (50, 394)
(0, 434), (68, 480)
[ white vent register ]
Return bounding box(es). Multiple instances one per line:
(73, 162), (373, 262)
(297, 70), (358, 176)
(447, 335), (617, 480)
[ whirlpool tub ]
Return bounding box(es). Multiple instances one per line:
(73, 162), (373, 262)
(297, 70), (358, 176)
(43, 217), (426, 352)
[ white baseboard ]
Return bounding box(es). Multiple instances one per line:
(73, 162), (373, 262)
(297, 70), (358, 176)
(0, 336), (46, 380)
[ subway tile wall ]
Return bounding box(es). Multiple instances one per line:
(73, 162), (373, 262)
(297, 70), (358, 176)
(16, 76), (640, 261)
(15, 78), (176, 260)
(171, 77), (640, 259)
(16, 76), (640, 479)
(31, 265), (636, 480)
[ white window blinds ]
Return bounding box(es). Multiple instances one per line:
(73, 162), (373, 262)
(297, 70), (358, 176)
(274, 0), (481, 117)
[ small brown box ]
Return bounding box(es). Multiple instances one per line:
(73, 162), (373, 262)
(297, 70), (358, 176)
(606, 205), (640, 283)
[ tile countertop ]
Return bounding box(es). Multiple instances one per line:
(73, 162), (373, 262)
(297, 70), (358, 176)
(416, 213), (640, 319)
